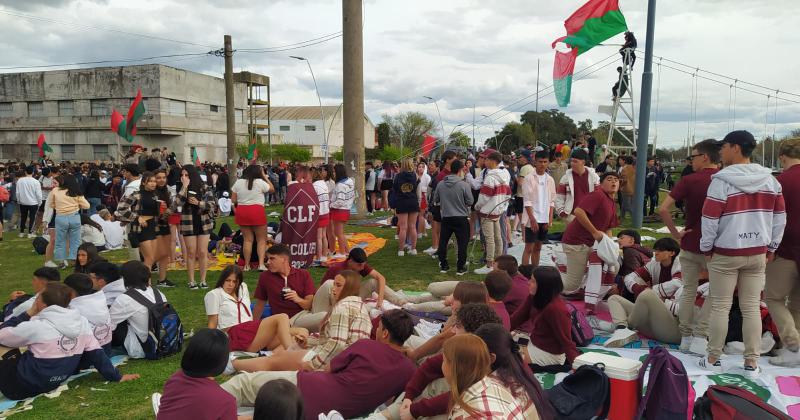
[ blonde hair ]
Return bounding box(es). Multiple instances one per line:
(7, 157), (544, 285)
(443, 334), (492, 417)
(400, 158), (415, 173)
(779, 138), (800, 160)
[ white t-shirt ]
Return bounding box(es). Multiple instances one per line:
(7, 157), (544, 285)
(99, 220), (125, 249)
(231, 178), (270, 206)
(417, 173), (431, 201)
(313, 180), (330, 216)
(81, 224), (106, 248)
(203, 284), (253, 330)
(533, 174), (550, 223)
(109, 286), (167, 359)
(218, 197), (232, 213)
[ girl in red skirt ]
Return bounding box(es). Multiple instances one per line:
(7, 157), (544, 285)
(230, 165), (274, 271)
(329, 164), (355, 257)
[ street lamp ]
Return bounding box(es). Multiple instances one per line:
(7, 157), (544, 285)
(423, 96), (446, 147)
(291, 55), (328, 163)
(481, 114), (497, 148)
(448, 123), (467, 141)
(498, 134), (513, 152)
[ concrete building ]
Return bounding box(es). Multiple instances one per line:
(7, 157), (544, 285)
(252, 105), (375, 159)
(0, 64), (248, 163)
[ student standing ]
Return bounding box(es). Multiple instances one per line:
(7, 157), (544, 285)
(432, 159), (473, 275)
(312, 167), (331, 264)
(230, 165), (273, 272)
(391, 159), (420, 256)
(474, 152), (512, 274)
(554, 149), (599, 223)
(658, 139), (720, 354)
(521, 150), (555, 267)
(699, 130), (785, 378)
(330, 164), (355, 257)
(15, 166), (42, 238)
(51, 174), (90, 269)
(172, 165), (217, 289)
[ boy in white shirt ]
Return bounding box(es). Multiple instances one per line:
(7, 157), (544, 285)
(521, 150), (556, 266)
(218, 191), (233, 217)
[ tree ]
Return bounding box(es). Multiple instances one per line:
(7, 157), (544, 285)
(520, 109), (578, 147)
(376, 122), (391, 149)
(332, 150), (344, 162)
(273, 144), (312, 163)
(377, 145), (403, 162)
(484, 122), (534, 153)
(449, 131), (472, 148)
(381, 112), (436, 153)
(577, 118), (593, 134)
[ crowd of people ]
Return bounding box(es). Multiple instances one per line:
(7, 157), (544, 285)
(0, 129), (799, 419)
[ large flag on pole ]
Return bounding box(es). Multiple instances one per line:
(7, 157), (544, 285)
(421, 134), (436, 157)
(192, 148), (201, 166)
(247, 137), (258, 162)
(36, 133), (53, 157)
(110, 110), (134, 142)
(125, 89), (146, 137)
(552, 0), (628, 107)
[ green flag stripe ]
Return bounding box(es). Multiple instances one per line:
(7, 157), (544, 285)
(554, 75), (573, 107)
(116, 120), (134, 143)
(563, 10), (627, 55)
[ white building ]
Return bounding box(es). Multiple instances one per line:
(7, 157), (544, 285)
(252, 106), (375, 159)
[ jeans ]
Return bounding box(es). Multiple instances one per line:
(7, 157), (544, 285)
(645, 191), (659, 215)
(438, 216), (469, 270)
(87, 197), (101, 216)
(621, 194), (633, 219)
(55, 212), (81, 261)
(18, 204), (39, 234)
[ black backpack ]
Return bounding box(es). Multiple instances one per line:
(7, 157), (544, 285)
(124, 288), (184, 360)
(32, 236), (48, 255)
(546, 362), (610, 419)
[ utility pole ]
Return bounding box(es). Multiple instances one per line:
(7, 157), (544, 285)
(343, 0), (366, 215)
(223, 34), (237, 183)
(632, 0), (656, 228)
(535, 59), (540, 142)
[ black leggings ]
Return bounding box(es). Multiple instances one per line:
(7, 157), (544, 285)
(438, 216), (470, 271)
(18, 204), (39, 234)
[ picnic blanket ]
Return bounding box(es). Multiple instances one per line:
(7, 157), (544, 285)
(535, 345), (800, 417)
(0, 355), (129, 418)
(322, 233), (387, 266)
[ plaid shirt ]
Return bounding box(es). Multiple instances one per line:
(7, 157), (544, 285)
(170, 186), (217, 236)
(449, 374), (539, 420)
(309, 296), (371, 370)
(114, 192), (170, 234)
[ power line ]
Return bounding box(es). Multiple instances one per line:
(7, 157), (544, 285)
(237, 33), (343, 53)
(238, 32), (342, 52)
(0, 52), (210, 71)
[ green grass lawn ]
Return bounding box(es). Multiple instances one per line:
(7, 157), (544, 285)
(0, 202), (677, 419)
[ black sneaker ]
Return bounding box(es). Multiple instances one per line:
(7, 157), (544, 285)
(456, 267), (468, 276)
(199, 282), (209, 289)
(188, 283), (199, 290)
(158, 279), (176, 288)
(439, 262), (449, 273)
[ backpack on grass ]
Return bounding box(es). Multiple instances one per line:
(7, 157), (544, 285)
(637, 346), (694, 420)
(546, 362), (610, 419)
(693, 385), (791, 420)
(565, 302), (594, 347)
(125, 288), (184, 360)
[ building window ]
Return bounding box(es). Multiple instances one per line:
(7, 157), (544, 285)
(28, 102), (44, 117)
(91, 99), (108, 116)
(58, 100), (74, 117)
(62, 144), (76, 160)
(210, 105), (219, 112)
(0, 102), (12, 117)
(166, 99), (186, 117)
(93, 145), (109, 161)
(279, 125), (291, 131)
(304, 125), (317, 132)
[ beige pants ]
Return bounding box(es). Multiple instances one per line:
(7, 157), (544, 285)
(678, 250), (708, 337)
(481, 218), (502, 264)
(528, 343), (566, 366)
(765, 256), (800, 349)
(608, 289), (681, 344)
(221, 371), (298, 406)
(707, 254), (766, 361)
(403, 281), (459, 314)
(562, 243), (591, 293)
(382, 378), (449, 420)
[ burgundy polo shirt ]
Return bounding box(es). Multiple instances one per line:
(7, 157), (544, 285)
(776, 164), (800, 261)
(254, 267), (316, 318)
(668, 167), (719, 253)
(572, 169), (591, 209)
(562, 188), (619, 246)
(322, 260), (373, 282)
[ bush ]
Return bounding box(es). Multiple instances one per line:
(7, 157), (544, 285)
(377, 145), (403, 162)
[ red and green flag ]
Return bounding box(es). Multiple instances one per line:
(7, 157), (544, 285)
(110, 110), (134, 142)
(247, 137), (258, 161)
(552, 0), (628, 107)
(192, 148), (200, 166)
(125, 89), (146, 137)
(36, 133), (53, 157)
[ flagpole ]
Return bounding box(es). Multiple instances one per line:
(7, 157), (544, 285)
(632, 0), (657, 228)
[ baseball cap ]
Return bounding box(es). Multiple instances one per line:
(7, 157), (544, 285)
(479, 148), (497, 158)
(571, 149), (589, 161)
(718, 130), (756, 150)
(563, 140), (569, 145)
(222, 191), (230, 197)
(517, 148), (532, 162)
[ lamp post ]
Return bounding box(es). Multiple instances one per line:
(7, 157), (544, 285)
(498, 134), (513, 152)
(447, 123), (467, 147)
(482, 114), (497, 148)
(291, 55), (328, 163)
(423, 96), (446, 148)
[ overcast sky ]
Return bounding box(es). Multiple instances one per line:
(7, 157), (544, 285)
(2, 0), (799, 149)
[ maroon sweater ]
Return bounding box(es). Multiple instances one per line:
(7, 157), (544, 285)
(510, 295), (579, 363)
(405, 354), (449, 417)
(776, 164), (800, 264)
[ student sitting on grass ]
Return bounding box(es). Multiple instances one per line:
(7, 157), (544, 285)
(0, 283), (139, 400)
(223, 309), (416, 420)
(227, 270), (371, 373)
(484, 270), (513, 330)
(88, 262), (124, 307)
(383, 303), (503, 420)
(3, 266), (61, 322)
(73, 243), (106, 274)
(510, 266), (579, 368)
(156, 329), (238, 420)
(109, 260), (169, 359)
(205, 265), (308, 352)
(253, 379), (304, 420)
(494, 255), (530, 317)
(65, 273), (113, 354)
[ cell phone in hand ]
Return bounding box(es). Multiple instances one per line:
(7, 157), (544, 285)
(516, 337), (530, 346)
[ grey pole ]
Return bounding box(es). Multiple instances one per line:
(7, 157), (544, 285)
(223, 35), (237, 184)
(343, 0), (366, 214)
(632, 0), (657, 228)
(424, 96), (446, 149)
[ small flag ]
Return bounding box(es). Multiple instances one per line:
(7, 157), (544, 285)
(125, 89), (146, 137)
(422, 134), (436, 157)
(36, 133), (53, 157)
(192, 148), (200, 166)
(247, 137), (258, 161)
(110, 110), (134, 142)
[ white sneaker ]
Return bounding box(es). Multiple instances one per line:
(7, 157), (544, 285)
(423, 247), (437, 255)
(743, 364), (761, 379)
(18, 232), (25, 238)
(761, 331), (776, 354)
(394, 234), (399, 240)
(151, 392), (162, 416)
(474, 266), (493, 275)
(223, 354), (237, 375)
(27, 233), (35, 239)
(769, 347), (800, 367)
(604, 327), (638, 348)
(698, 356), (724, 373)
(331, 253), (346, 259)
(397, 251), (405, 257)
(588, 316), (616, 334)
(680, 336), (693, 353)
(408, 249), (417, 256)
(688, 336), (708, 356)
(319, 255), (328, 262)
(44, 260), (58, 268)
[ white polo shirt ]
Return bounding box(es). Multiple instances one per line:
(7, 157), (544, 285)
(203, 283), (253, 330)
